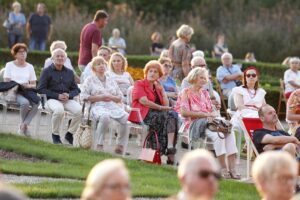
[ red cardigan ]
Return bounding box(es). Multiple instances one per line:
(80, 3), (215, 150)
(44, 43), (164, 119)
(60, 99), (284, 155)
(128, 79), (165, 123)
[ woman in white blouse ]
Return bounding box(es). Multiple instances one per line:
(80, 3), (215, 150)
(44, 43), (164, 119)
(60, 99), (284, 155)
(3, 43), (38, 135)
(284, 57), (300, 99)
(107, 52), (134, 103)
(80, 56), (129, 154)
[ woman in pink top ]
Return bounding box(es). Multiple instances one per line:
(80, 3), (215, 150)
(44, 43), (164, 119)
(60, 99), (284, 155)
(179, 67), (240, 179)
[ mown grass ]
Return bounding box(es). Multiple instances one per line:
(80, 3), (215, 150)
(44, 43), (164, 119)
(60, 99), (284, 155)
(0, 133), (260, 199)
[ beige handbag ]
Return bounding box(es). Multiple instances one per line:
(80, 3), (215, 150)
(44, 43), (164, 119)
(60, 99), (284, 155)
(74, 103), (92, 149)
(0, 85), (18, 103)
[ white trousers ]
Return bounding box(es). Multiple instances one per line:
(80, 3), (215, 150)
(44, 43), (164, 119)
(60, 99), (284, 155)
(46, 99), (82, 135)
(205, 129), (238, 157)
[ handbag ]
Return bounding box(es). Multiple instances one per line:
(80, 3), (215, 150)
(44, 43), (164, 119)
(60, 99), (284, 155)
(2, 19), (11, 29)
(207, 117), (232, 139)
(139, 130), (161, 164)
(0, 85), (18, 103)
(73, 102), (93, 149)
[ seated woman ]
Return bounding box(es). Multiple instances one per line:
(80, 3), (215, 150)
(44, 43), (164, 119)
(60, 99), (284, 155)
(286, 88), (300, 135)
(44, 40), (80, 83)
(108, 28), (126, 55)
(158, 57), (178, 106)
(284, 57), (300, 99)
(80, 56), (129, 154)
(3, 43), (39, 135)
(107, 52), (134, 103)
(128, 60), (178, 164)
(179, 67), (239, 179)
(231, 67), (266, 132)
(81, 159), (131, 200)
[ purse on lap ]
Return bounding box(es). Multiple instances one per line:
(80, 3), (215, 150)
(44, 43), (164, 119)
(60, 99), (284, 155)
(207, 117), (232, 139)
(0, 85), (18, 103)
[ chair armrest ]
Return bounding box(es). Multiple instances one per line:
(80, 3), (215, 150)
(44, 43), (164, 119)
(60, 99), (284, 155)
(130, 107), (145, 125)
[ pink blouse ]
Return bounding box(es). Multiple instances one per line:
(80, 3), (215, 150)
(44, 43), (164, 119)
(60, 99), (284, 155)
(178, 88), (213, 130)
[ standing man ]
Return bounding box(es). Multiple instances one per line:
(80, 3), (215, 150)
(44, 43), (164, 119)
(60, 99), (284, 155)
(169, 24), (194, 82)
(26, 3), (52, 51)
(78, 10), (109, 72)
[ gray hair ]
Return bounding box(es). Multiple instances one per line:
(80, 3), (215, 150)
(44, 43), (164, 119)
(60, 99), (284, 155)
(12, 1), (21, 8)
(186, 67), (208, 84)
(51, 48), (67, 59)
(191, 56), (206, 67)
(192, 50), (205, 58)
(289, 57), (300, 65)
(178, 149), (219, 179)
(221, 52), (233, 61)
(176, 24), (194, 39)
(50, 40), (67, 53)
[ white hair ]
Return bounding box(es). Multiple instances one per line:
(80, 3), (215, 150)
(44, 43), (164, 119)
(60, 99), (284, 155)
(192, 50), (205, 58)
(51, 48), (67, 59)
(178, 149), (219, 179)
(176, 24), (194, 39)
(289, 57), (300, 64)
(191, 56), (206, 67)
(50, 40), (67, 53)
(81, 159), (129, 200)
(12, 1), (21, 8)
(221, 52), (233, 60)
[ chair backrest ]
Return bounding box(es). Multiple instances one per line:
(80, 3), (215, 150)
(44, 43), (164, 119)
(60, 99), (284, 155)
(126, 86), (133, 107)
(242, 117), (263, 140)
(279, 78), (287, 102)
(0, 68), (5, 82)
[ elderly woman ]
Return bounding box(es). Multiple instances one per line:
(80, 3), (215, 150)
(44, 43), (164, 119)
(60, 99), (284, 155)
(179, 67), (239, 179)
(108, 28), (126, 55)
(107, 52), (134, 102)
(3, 43), (39, 135)
(7, 1), (26, 48)
(284, 57), (300, 99)
(252, 151), (298, 200)
(158, 57), (178, 106)
(231, 67), (266, 129)
(169, 24), (194, 81)
(81, 56), (129, 154)
(81, 159), (131, 200)
(44, 40), (80, 83)
(128, 60), (178, 164)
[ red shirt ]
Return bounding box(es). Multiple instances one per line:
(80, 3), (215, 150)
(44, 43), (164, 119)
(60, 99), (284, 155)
(78, 22), (102, 65)
(128, 79), (165, 123)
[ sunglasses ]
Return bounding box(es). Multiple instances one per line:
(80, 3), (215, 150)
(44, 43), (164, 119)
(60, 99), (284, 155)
(246, 73), (257, 78)
(198, 170), (221, 180)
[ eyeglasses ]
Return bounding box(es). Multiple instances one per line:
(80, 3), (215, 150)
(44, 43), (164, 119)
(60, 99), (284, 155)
(163, 64), (173, 68)
(198, 170), (221, 180)
(194, 64), (207, 68)
(246, 74), (257, 78)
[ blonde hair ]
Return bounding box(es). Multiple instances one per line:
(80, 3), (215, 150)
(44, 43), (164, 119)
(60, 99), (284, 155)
(178, 149), (219, 179)
(143, 60), (163, 78)
(12, 1), (21, 8)
(151, 32), (161, 42)
(81, 159), (129, 200)
(159, 49), (169, 59)
(50, 40), (67, 53)
(176, 24), (194, 39)
(252, 151), (298, 196)
(109, 52), (128, 72)
(91, 56), (108, 73)
(158, 57), (171, 65)
(186, 67), (208, 84)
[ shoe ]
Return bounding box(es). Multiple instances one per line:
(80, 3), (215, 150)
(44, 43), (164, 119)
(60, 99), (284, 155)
(114, 145), (130, 155)
(181, 142), (193, 150)
(221, 168), (231, 179)
(17, 124), (26, 135)
(52, 134), (62, 144)
(229, 169), (241, 180)
(166, 148), (176, 165)
(65, 132), (73, 145)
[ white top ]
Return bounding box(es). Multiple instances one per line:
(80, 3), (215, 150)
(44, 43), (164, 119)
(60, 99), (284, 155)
(44, 57), (74, 71)
(108, 37), (126, 55)
(4, 61), (36, 84)
(232, 86), (266, 108)
(106, 71), (133, 95)
(284, 69), (300, 93)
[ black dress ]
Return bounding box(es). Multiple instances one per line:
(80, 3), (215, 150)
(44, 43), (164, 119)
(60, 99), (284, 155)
(143, 88), (178, 155)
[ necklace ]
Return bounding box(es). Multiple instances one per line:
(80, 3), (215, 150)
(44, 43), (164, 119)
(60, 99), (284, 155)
(247, 88), (256, 99)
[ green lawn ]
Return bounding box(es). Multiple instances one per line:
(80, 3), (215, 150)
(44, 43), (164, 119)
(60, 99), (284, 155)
(0, 133), (260, 199)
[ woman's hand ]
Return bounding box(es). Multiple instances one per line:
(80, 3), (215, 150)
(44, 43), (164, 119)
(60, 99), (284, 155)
(154, 81), (164, 92)
(160, 105), (172, 111)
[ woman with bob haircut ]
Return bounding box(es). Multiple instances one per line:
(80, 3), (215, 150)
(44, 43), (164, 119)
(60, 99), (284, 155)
(81, 159), (131, 200)
(128, 60), (178, 164)
(178, 67), (239, 179)
(80, 56), (129, 154)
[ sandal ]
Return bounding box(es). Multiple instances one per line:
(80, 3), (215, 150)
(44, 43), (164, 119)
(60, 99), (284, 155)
(221, 168), (231, 179)
(229, 169), (241, 180)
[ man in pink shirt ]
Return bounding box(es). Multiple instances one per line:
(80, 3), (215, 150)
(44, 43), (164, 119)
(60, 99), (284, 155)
(78, 10), (109, 71)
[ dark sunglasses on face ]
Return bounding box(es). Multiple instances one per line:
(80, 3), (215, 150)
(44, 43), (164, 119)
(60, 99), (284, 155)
(198, 170), (221, 180)
(246, 73), (257, 78)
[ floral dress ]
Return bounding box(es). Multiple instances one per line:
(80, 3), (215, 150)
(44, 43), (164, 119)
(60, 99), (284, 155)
(287, 89), (300, 134)
(80, 74), (128, 121)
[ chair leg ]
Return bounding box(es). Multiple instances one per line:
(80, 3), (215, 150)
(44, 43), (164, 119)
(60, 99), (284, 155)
(237, 131), (242, 165)
(2, 105), (8, 126)
(246, 139), (251, 180)
(34, 110), (41, 137)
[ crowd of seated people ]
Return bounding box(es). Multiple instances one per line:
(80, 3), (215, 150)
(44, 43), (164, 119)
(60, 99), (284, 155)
(3, 22), (300, 183)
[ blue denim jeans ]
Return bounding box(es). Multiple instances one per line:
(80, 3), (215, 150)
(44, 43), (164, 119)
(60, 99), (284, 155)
(8, 33), (23, 48)
(29, 38), (46, 51)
